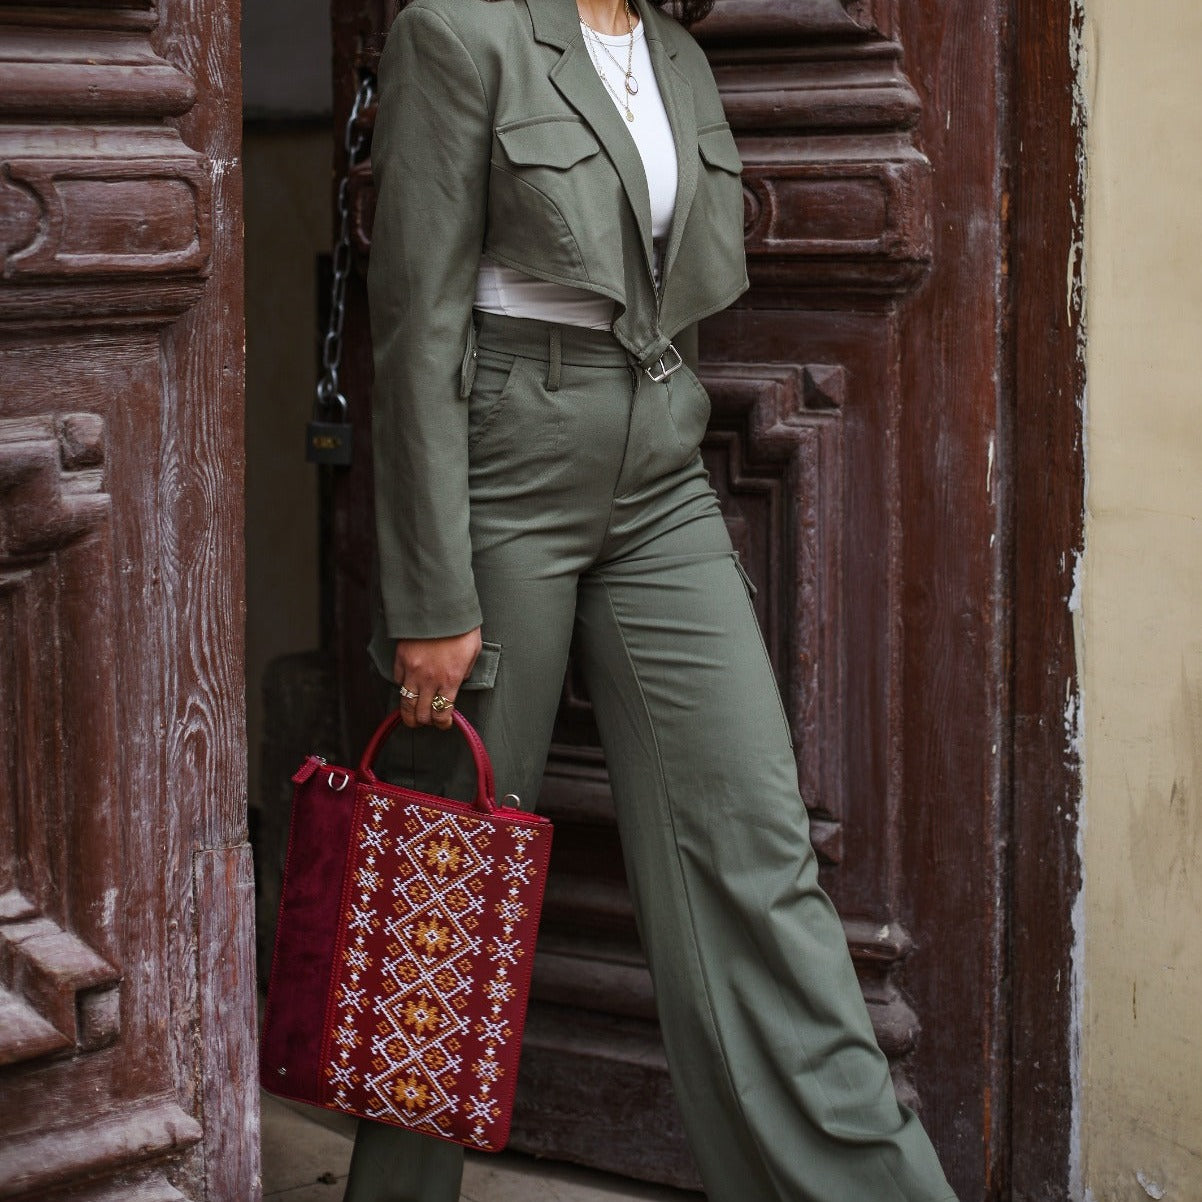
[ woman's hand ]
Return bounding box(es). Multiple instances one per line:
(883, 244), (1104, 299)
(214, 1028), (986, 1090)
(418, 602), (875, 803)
(393, 627), (483, 730)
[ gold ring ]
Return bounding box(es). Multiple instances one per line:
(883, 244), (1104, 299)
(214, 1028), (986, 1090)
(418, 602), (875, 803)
(431, 694), (454, 714)
(398, 685), (418, 703)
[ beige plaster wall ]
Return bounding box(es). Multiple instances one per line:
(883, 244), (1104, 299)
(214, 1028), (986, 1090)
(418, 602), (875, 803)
(1080, 3), (1202, 1198)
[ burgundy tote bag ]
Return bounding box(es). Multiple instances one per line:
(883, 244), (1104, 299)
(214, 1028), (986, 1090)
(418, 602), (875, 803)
(260, 707), (552, 1151)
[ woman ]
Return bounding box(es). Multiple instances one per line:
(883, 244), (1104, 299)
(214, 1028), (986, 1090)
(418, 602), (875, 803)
(350, 0), (961, 1199)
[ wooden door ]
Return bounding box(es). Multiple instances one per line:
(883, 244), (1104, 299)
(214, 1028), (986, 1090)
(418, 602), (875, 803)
(0, 0), (257, 1197)
(320, 3), (1081, 1200)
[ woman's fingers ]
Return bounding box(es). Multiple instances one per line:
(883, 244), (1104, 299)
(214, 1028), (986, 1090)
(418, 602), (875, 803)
(393, 628), (481, 728)
(413, 677), (437, 728)
(397, 670), (437, 728)
(397, 683), (420, 729)
(399, 677), (455, 729)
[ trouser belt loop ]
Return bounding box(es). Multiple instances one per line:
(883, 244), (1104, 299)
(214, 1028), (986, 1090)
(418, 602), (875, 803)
(546, 326), (562, 392)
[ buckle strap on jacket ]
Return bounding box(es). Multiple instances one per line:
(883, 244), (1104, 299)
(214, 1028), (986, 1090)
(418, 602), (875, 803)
(639, 341), (684, 383)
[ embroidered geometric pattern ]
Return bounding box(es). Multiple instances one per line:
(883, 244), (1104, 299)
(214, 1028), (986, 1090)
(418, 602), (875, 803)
(322, 789), (551, 1151)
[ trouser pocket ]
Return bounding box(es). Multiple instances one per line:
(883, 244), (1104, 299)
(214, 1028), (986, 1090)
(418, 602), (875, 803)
(466, 348), (522, 452)
(466, 348), (563, 467)
(665, 361), (713, 455)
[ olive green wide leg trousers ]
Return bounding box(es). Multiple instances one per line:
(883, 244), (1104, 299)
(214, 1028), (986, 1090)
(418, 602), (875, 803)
(344, 314), (958, 1202)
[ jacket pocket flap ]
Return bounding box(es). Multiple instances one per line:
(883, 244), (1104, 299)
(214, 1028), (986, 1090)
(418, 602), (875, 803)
(496, 119), (601, 169)
(698, 125), (744, 175)
(461, 640), (501, 690)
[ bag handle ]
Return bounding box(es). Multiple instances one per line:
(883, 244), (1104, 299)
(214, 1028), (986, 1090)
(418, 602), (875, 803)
(357, 708), (496, 814)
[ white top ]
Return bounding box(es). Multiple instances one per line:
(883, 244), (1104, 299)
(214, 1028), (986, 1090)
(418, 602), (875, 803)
(474, 16), (679, 330)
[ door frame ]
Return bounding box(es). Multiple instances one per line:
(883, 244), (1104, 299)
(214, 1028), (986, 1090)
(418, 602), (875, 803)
(1007, 2), (1086, 1198)
(314, 1), (1088, 1197)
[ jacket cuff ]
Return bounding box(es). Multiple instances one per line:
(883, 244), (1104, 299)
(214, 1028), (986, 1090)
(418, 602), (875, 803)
(382, 596), (484, 642)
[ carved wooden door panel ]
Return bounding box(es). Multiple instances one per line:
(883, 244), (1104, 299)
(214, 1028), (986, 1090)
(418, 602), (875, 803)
(328, 2), (1008, 1199)
(0, 0), (256, 1199)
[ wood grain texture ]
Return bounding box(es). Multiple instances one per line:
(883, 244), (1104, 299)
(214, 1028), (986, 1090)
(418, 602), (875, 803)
(0, 415), (122, 1069)
(699, 0), (889, 40)
(893, 5), (1007, 1197)
(0, 0), (251, 1192)
(150, 0), (254, 1195)
(1, 158), (211, 278)
(195, 846), (260, 1200)
(0, 1100), (203, 1198)
(1006, 1), (1085, 1198)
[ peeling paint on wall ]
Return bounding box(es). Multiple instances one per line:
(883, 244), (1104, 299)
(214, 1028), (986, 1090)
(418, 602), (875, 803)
(1135, 1170), (1167, 1199)
(1067, 6), (1090, 1196)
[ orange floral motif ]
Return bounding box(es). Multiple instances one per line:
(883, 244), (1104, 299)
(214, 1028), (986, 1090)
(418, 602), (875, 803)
(402, 992), (442, 1035)
(380, 1035), (406, 1061)
(424, 832), (463, 876)
(412, 916), (451, 957)
(393, 1073), (430, 1112)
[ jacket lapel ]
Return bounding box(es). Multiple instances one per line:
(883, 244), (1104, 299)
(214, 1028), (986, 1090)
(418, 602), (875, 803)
(529, 0), (700, 294)
(641, 6), (698, 287)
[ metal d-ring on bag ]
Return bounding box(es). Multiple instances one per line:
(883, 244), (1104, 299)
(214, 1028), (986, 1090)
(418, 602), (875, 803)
(306, 74), (376, 467)
(259, 707), (553, 1151)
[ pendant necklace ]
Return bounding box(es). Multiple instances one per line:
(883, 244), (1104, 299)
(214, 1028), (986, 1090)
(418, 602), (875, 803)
(582, 1), (639, 122)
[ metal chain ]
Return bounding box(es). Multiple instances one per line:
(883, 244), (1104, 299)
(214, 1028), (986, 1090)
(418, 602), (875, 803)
(316, 73), (377, 420)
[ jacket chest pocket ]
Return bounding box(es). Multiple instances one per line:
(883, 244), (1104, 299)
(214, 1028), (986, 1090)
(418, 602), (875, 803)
(664, 120), (746, 298)
(696, 122), (745, 226)
(485, 117), (620, 281)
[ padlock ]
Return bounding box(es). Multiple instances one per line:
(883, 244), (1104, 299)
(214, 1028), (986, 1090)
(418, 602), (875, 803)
(306, 391), (353, 467)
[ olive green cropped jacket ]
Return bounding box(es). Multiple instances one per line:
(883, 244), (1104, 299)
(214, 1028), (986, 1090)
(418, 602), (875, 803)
(368, 0), (749, 639)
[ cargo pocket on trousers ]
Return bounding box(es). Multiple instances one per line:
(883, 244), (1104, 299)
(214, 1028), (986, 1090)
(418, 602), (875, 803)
(732, 552), (758, 600)
(731, 553), (794, 748)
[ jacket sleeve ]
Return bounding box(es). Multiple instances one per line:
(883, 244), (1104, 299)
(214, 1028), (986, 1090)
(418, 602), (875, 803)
(368, 5), (490, 638)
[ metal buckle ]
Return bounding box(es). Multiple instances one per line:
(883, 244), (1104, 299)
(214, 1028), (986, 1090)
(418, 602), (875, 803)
(644, 343), (684, 383)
